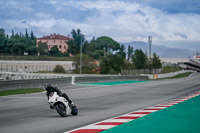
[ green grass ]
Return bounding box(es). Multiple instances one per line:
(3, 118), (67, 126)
(102, 95), (200, 133)
(0, 88), (44, 96)
(159, 66), (182, 74)
(0, 55), (73, 61)
(161, 72), (193, 79)
(34, 70), (72, 74)
(34, 71), (54, 74)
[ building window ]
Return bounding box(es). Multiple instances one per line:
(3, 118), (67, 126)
(59, 45), (62, 49)
(54, 40), (55, 42)
(64, 46), (66, 50)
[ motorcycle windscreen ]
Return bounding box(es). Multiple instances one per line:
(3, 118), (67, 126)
(49, 92), (54, 97)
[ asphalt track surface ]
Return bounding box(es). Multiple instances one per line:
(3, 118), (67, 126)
(0, 73), (200, 133)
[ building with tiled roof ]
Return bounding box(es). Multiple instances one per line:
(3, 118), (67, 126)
(36, 33), (71, 53)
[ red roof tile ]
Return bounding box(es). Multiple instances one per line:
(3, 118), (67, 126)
(38, 34), (71, 40)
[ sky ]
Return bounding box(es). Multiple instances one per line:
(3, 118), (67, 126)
(0, 0), (200, 51)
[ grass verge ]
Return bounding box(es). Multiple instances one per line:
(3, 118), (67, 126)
(0, 88), (44, 96)
(159, 66), (181, 74)
(161, 72), (193, 79)
(0, 55), (73, 61)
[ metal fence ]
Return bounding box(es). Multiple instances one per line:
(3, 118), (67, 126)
(122, 69), (162, 75)
(0, 60), (75, 73)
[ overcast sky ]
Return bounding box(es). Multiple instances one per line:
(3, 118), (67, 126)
(0, 0), (200, 50)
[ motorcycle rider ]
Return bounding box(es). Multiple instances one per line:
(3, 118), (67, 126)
(44, 83), (73, 109)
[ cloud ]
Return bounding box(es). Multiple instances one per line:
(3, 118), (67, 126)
(21, 20), (27, 24)
(1, 0), (200, 49)
(133, 0), (200, 14)
(70, 1), (200, 42)
(6, 0), (33, 12)
(174, 32), (188, 39)
(36, 13), (53, 19)
(5, 20), (29, 29)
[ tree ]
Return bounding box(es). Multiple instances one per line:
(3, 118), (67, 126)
(0, 28), (7, 53)
(73, 54), (98, 74)
(26, 45), (36, 55)
(37, 42), (48, 55)
(25, 28), (29, 39)
(132, 49), (148, 69)
(0, 28), (5, 34)
(5, 40), (13, 54)
(30, 31), (36, 40)
(151, 53), (162, 68)
(127, 45), (134, 61)
(68, 29), (85, 55)
(12, 29), (14, 37)
(84, 36), (120, 59)
(100, 54), (126, 74)
(13, 43), (26, 55)
(67, 39), (78, 55)
(95, 36), (120, 51)
(74, 54), (95, 68)
(49, 46), (60, 55)
(0, 29), (37, 55)
(117, 44), (126, 59)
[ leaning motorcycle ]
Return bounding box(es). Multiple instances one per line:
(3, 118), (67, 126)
(48, 92), (78, 117)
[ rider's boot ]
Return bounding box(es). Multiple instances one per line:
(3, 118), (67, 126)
(50, 105), (54, 109)
(68, 100), (75, 109)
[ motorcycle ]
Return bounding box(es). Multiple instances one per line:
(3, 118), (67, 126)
(48, 92), (78, 117)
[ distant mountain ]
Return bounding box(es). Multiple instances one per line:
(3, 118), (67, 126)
(122, 41), (194, 58)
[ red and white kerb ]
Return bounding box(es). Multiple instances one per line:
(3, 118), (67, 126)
(65, 91), (200, 133)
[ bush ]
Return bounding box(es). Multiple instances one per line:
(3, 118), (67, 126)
(73, 66), (99, 74)
(48, 46), (60, 55)
(53, 65), (66, 73)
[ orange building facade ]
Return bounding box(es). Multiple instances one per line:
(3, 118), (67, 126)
(36, 34), (71, 53)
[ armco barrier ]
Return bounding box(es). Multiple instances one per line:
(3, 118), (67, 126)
(0, 77), (72, 90)
(144, 70), (194, 79)
(0, 75), (148, 90)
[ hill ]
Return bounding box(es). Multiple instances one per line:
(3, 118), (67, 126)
(123, 41), (194, 58)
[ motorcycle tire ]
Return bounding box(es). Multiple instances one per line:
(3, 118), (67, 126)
(54, 103), (67, 117)
(71, 105), (78, 116)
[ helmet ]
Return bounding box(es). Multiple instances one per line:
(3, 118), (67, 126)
(44, 83), (52, 91)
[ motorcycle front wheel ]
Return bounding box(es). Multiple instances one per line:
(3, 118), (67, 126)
(54, 103), (67, 117)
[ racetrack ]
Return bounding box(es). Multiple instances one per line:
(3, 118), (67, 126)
(0, 73), (200, 133)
